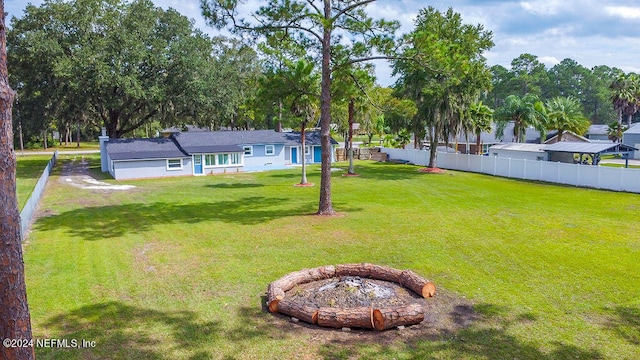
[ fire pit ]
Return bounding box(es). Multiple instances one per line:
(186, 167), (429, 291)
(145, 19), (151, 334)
(266, 263), (436, 330)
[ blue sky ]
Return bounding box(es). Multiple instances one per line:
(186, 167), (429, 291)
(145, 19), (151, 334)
(7, 0), (640, 86)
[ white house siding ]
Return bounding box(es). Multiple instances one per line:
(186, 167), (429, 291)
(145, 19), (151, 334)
(202, 166), (242, 175)
(112, 158), (192, 180)
(623, 133), (640, 159)
(490, 149), (547, 161)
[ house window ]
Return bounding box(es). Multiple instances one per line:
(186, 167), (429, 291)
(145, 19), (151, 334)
(243, 146), (253, 156)
(305, 146), (311, 155)
(167, 159), (182, 170)
(205, 154), (216, 166)
(265, 145), (275, 156)
(230, 153), (241, 165)
(218, 153), (229, 165)
(204, 153), (242, 167)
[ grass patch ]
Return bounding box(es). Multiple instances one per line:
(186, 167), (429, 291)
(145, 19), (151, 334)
(600, 163), (640, 169)
(16, 154), (55, 210)
(25, 159), (640, 359)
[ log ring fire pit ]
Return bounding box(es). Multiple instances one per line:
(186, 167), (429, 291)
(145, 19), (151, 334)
(266, 263), (436, 330)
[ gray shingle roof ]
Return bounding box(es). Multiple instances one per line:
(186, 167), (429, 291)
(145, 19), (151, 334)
(106, 130), (336, 161)
(587, 124), (609, 136)
(106, 138), (188, 160)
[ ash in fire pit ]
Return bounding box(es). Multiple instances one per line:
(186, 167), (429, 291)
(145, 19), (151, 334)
(292, 276), (412, 309)
(267, 264), (436, 330)
(320, 276), (395, 300)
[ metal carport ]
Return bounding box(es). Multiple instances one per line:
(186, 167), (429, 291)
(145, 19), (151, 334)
(543, 142), (637, 167)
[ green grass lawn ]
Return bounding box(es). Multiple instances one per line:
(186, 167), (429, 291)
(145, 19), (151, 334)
(600, 163), (640, 169)
(24, 158), (640, 359)
(16, 154), (55, 210)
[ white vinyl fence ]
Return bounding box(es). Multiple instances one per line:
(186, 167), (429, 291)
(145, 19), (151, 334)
(20, 151), (58, 241)
(381, 148), (640, 193)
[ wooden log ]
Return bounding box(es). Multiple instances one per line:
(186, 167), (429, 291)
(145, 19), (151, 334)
(271, 265), (336, 293)
(317, 306), (374, 329)
(266, 282), (286, 313)
(400, 270), (436, 298)
(267, 265), (336, 313)
(277, 298), (319, 325)
(372, 303), (424, 331)
(335, 263), (403, 283)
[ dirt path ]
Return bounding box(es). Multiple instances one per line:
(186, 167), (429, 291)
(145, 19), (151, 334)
(59, 157), (135, 190)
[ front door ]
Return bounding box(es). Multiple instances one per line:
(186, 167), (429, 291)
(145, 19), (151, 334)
(313, 146), (322, 163)
(193, 155), (203, 174)
(291, 147), (298, 164)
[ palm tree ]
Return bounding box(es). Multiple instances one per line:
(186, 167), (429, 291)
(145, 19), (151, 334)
(494, 94), (547, 143)
(545, 96), (590, 141)
(610, 73), (640, 127)
(468, 101), (493, 154)
(607, 120), (627, 143)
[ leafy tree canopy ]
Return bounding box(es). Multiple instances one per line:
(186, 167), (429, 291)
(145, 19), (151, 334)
(9, 0), (259, 138)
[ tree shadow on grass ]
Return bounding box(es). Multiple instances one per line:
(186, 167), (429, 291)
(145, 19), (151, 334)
(37, 301), (220, 360)
(317, 302), (604, 360)
(206, 183), (265, 189)
(343, 161), (431, 181)
(602, 306), (640, 345)
(34, 196), (363, 240)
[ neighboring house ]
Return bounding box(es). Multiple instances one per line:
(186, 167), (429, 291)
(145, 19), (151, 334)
(453, 121), (545, 154)
(585, 124), (611, 142)
(99, 130), (337, 180)
(489, 141), (636, 165)
(488, 143), (549, 161)
(623, 123), (640, 159)
(544, 131), (590, 144)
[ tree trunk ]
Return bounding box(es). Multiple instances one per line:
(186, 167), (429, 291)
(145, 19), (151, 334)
(76, 121), (81, 147)
(428, 125), (439, 169)
(372, 304), (424, 330)
(277, 99), (283, 132)
(476, 132), (482, 155)
(18, 121), (23, 153)
(0, 3), (35, 357)
(347, 98), (355, 174)
(317, 0), (334, 215)
(317, 306), (374, 329)
(300, 121), (308, 184)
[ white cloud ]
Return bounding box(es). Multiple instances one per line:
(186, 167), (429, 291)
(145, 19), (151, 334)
(519, 0), (569, 16)
(605, 6), (640, 19)
(538, 56), (560, 67)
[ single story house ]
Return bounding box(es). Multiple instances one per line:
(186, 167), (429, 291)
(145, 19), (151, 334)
(585, 124), (611, 142)
(489, 141), (637, 165)
(99, 130), (338, 180)
(489, 143), (548, 161)
(452, 121), (547, 154)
